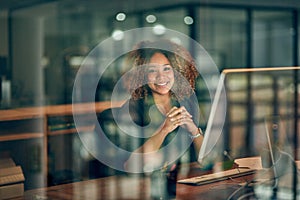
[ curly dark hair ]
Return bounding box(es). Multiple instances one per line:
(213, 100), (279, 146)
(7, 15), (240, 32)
(124, 39), (199, 101)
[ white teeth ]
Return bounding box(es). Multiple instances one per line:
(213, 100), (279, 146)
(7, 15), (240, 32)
(157, 82), (167, 86)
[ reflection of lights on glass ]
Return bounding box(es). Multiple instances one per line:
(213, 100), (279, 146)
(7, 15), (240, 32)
(170, 37), (182, 45)
(146, 15), (156, 23)
(112, 30), (124, 40)
(184, 16), (194, 25)
(69, 56), (84, 68)
(152, 24), (166, 35)
(116, 12), (126, 21)
(41, 57), (49, 68)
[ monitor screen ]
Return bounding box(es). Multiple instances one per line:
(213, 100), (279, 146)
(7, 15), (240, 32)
(198, 67), (300, 167)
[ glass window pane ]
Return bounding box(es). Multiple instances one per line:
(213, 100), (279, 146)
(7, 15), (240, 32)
(198, 8), (247, 69)
(253, 11), (293, 67)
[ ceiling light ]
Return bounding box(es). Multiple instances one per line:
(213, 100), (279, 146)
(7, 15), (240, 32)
(116, 12), (126, 21)
(146, 15), (156, 23)
(184, 16), (194, 25)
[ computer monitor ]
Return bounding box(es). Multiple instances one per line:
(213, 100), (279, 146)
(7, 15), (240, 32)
(198, 66), (300, 166)
(197, 71), (227, 165)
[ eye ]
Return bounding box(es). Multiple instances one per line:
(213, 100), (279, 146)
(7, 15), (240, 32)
(163, 65), (172, 71)
(147, 68), (157, 74)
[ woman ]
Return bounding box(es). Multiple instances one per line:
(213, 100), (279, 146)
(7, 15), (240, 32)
(98, 39), (203, 173)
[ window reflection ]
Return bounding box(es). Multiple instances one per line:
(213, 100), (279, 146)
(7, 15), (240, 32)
(0, 1), (299, 194)
(253, 11), (293, 67)
(198, 8), (247, 69)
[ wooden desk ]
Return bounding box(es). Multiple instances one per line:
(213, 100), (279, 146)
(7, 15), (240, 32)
(17, 175), (151, 200)
(16, 164), (255, 200)
(15, 174), (254, 200)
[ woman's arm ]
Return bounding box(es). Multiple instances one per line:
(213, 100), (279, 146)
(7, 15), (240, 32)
(124, 110), (178, 171)
(168, 106), (203, 156)
(124, 106), (203, 171)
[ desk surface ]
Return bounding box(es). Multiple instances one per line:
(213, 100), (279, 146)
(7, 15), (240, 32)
(17, 165), (255, 200)
(18, 176), (151, 200)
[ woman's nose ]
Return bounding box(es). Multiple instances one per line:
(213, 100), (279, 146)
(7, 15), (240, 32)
(156, 69), (164, 78)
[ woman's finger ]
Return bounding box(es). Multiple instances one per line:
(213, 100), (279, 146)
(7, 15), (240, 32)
(166, 106), (178, 116)
(168, 106), (191, 118)
(169, 112), (192, 122)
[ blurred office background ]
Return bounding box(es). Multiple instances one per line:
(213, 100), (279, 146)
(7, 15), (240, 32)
(0, 0), (300, 190)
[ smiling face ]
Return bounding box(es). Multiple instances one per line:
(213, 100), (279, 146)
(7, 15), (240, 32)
(147, 52), (175, 97)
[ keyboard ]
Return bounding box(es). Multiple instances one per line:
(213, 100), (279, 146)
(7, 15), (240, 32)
(177, 168), (256, 186)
